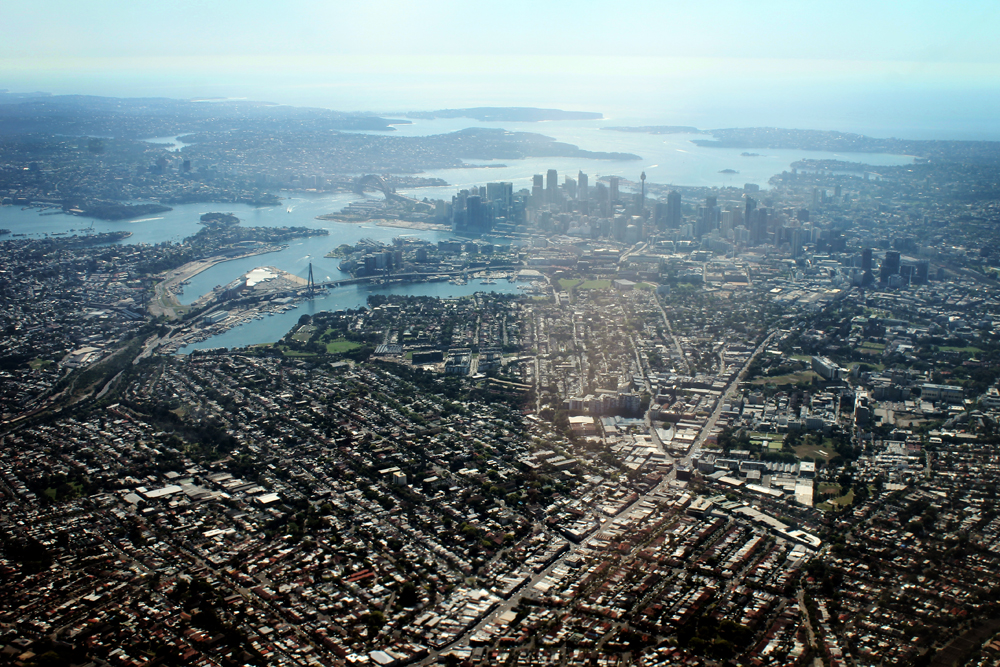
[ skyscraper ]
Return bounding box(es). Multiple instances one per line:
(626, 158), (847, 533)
(654, 202), (669, 231)
(609, 176), (620, 204)
(486, 182), (513, 217)
(546, 169), (558, 204)
(792, 227), (803, 258)
(531, 174), (544, 205)
(465, 195), (491, 233)
(578, 171), (588, 201)
(666, 191), (682, 228)
(563, 175), (577, 200)
(861, 248), (873, 273)
(880, 251), (901, 284)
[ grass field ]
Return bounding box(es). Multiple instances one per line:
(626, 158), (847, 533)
(578, 279), (612, 290)
(292, 325), (316, 342)
(29, 358), (53, 370)
(558, 278), (582, 291)
(326, 338), (361, 354)
(751, 370), (819, 386)
(817, 488), (854, 511)
(794, 440), (838, 463)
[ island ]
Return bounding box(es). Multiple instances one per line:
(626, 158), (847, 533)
(67, 201), (172, 221)
(719, 168), (739, 174)
(199, 212), (241, 226)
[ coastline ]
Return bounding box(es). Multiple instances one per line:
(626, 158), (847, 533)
(315, 215), (451, 232)
(375, 219), (451, 232)
(149, 246), (286, 319)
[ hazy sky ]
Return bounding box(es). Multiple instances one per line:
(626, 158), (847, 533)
(3, 0), (1000, 136)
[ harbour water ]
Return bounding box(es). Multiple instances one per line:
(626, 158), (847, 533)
(0, 118), (915, 351)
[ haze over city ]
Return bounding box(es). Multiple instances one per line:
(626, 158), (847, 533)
(5, 0), (1000, 138)
(4, 3), (1000, 667)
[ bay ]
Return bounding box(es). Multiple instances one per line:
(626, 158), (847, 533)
(0, 117), (916, 351)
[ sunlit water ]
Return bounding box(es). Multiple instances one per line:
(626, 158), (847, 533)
(0, 116), (915, 350)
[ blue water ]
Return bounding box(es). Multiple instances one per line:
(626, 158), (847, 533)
(142, 135), (193, 152)
(181, 278), (523, 353)
(0, 195), (516, 351)
(0, 114), (916, 351)
(12, 69), (1000, 141)
(382, 122), (912, 193)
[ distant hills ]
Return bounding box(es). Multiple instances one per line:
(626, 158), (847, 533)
(0, 93), (407, 137)
(405, 107), (603, 122)
(604, 124), (1000, 164)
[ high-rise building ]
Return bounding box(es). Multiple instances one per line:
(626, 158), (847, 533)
(914, 260), (930, 284)
(666, 191), (682, 228)
(654, 202), (669, 231)
(531, 174), (544, 205)
(880, 251), (901, 284)
(486, 182), (513, 216)
(861, 247), (873, 272)
(465, 195), (490, 233)
(745, 197), (758, 243)
(578, 171), (588, 200)
(609, 176), (620, 204)
(563, 176), (577, 201)
(546, 169), (558, 203)
(721, 209), (735, 236)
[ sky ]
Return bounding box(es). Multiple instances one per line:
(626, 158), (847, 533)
(3, 0), (1000, 137)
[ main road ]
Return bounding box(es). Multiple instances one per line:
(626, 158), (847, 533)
(418, 329), (779, 663)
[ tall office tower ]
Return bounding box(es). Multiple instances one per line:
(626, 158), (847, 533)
(721, 209), (735, 236)
(654, 202), (669, 231)
(451, 190), (469, 231)
(546, 169), (558, 203)
(465, 195), (490, 233)
(703, 196), (718, 233)
(609, 176), (620, 204)
(914, 260), (929, 284)
(531, 174), (544, 205)
(640, 172), (646, 211)
(564, 176), (577, 201)
(578, 171), (589, 200)
(594, 182), (608, 216)
(792, 227), (803, 258)
(486, 182), (513, 217)
(666, 190), (682, 228)
(880, 251), (901, 284)
(812, 188), (820, 207)
(861, 247), (873, 272)
(745, 196), (757, 236)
